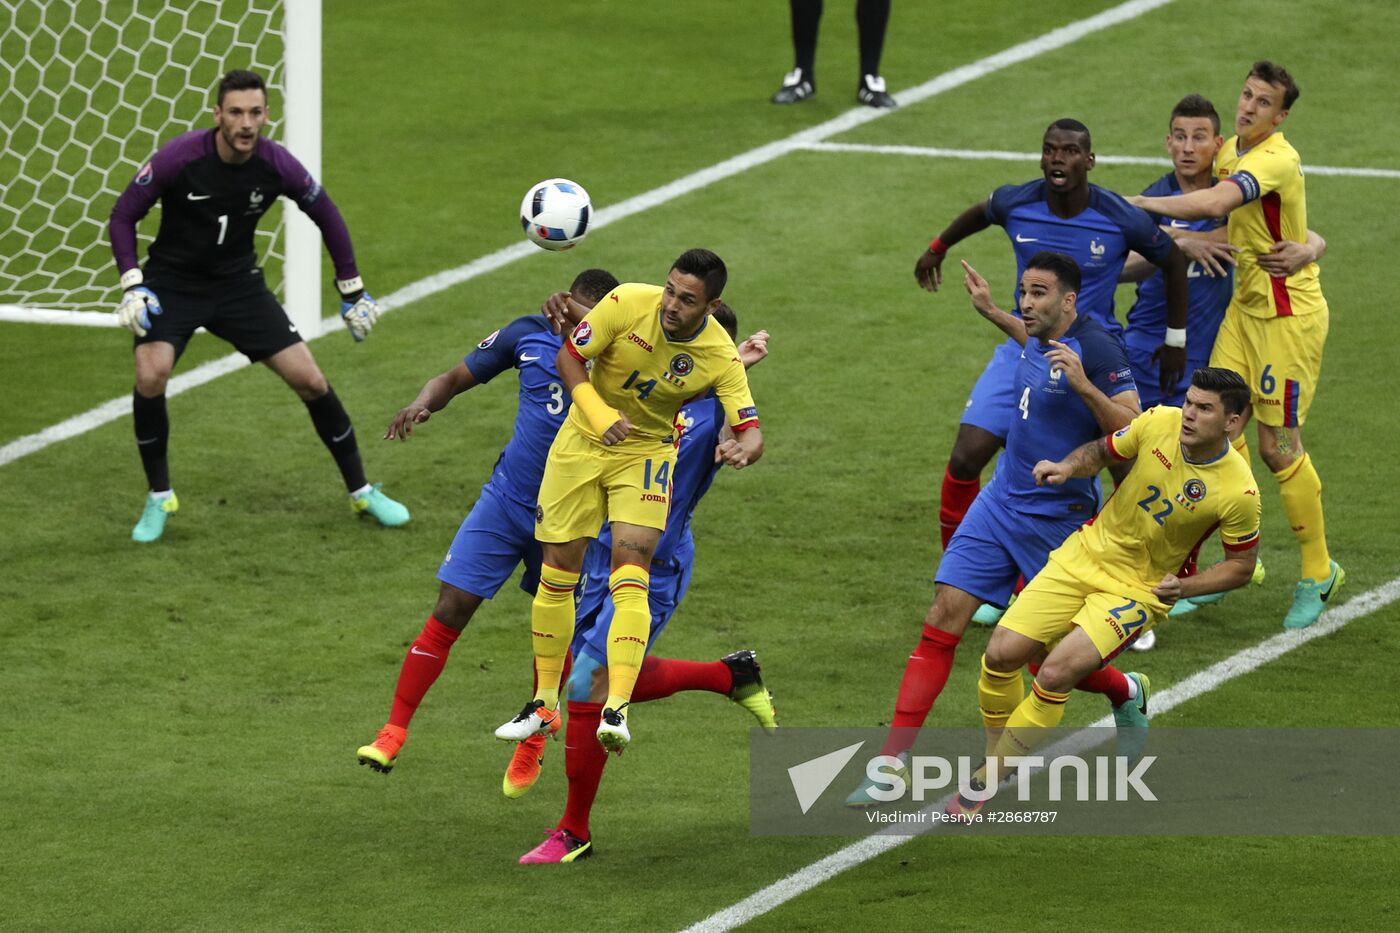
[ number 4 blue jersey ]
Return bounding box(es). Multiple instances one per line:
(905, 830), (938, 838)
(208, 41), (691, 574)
(463, 315), (568, 506)
(986, 179), (1174, 338)
(988, 314), (1137, 518)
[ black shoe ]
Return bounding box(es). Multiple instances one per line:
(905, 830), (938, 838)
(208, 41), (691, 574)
(857, 74), (896, 108)
(721, 650), (778, 731)
(772, 68), (815, 104)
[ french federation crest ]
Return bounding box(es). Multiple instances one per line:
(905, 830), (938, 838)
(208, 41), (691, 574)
(669, 353), (694, 377)
(1183, 478), (1207, 502)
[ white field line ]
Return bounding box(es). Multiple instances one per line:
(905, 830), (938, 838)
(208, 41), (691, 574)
(680, 574), (1400, 933)
(799, 141), (1400, 178)
(0, 0), (1177, 470)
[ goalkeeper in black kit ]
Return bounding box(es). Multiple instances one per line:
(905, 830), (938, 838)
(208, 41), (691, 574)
(108, 69), (408, 542)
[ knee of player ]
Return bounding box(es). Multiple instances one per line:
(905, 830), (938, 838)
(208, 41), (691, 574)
(981, 632), (1026, 674)
(1031, 656), (1078, 693)
(294, 376), (331, 401)
(431, 584), (478, 630)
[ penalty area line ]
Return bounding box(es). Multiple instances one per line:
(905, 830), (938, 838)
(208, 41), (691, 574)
(679, 574), (1400, 933)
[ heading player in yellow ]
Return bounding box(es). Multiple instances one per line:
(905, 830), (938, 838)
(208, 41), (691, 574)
(1132, 61), (1341, 628)
(949, 368), (1261, 817)
(495, 248), (763, 753)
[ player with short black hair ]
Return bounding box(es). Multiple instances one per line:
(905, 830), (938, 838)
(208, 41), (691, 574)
(911, 120), (1190, 584)
(847, 252), (1148, 807)
(949, 365), (1261, 817)
(109, 68), (404, 542)
(494, 249), (764, 754)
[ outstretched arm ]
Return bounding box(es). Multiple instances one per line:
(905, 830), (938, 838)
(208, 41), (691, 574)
(1132, 182), (1244, 221)
(915, 200), (992, 292)
(385, 363), (478, 440)
(961, 260), (1027, 345)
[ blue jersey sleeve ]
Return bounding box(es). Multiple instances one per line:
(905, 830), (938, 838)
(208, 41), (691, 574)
(1091, 187), (1173, 264)
(985, 179), (1044, 227)
(1076, 320), (1137, 398)
(464, 315), (550, 384)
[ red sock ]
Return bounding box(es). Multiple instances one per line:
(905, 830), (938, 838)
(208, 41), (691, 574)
(880, 625), (961, 758)
(631, 655), (731, 702)
(558, 701), (607, 842)
(1029, 662), (1131, 708)
(939, 466), (980, 549)
(388, 615), (461, 728)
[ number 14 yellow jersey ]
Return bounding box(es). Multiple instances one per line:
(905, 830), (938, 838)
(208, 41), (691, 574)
(564, 283), (759, 448)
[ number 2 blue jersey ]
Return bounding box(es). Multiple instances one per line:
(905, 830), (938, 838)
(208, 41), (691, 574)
(986, 179), (1174, 338)
(988, 314), (1137, 518)
(1125, 173), (1231, 362)
(463, 315), (568, 506)
(598, 394), (725, 567)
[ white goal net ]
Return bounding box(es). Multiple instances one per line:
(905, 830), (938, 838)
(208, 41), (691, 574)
(0, 0), (321, 331)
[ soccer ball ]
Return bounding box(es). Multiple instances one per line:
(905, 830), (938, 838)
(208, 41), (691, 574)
(520, 178), (591, 251)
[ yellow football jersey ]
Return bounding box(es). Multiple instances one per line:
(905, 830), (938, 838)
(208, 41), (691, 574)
(1059, 406), (1260, 596)
(1215, 131), (1327, 319)
(563, 283), (758, 449)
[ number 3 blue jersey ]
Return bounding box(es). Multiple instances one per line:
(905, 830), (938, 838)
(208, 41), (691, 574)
(986, 179), (1173, 338)
(988, 314), (1137, 518)
(463, 315), (569, 507)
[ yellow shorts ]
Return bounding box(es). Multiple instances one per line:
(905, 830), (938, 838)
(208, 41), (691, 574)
(1208, 303), (1329, 428)
(534, 421), (674, 543)
(999, 556), (1165, 663)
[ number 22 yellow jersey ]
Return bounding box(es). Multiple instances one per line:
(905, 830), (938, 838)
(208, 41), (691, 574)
(1056, 406), (1260, 598)
(563, 283), (759, 449)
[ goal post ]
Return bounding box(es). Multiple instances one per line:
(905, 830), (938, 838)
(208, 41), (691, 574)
(0, 0), (323, 337)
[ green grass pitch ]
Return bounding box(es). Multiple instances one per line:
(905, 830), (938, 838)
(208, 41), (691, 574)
(3, 1), (1398, 930)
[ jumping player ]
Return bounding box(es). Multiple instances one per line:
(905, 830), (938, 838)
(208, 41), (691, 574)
(494, 249), (763, 754)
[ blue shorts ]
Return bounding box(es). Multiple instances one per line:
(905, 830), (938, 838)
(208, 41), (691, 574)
(1127, 344), (1212, 409)
(571, 537), (695, 665)
(959, 338), (1023, 440)
(934, 490), (1082, 609)
(436, 481), (542, 599)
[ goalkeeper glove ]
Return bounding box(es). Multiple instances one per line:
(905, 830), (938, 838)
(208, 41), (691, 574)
(115, 271), (163, 337)
(337, 276), (380, 342)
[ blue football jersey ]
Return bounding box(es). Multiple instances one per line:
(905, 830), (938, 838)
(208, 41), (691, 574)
(986, 179), (1173, 338)
(598, 394), (724, 567)
(988, 314), (1137, 518)
(463, 315), (569, 506)
(1125, 173), (1232, 361)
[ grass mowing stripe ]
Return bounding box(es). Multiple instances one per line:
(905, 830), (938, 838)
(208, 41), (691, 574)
(678, 574), (1398, 933)
(0, 0), (1176, 469)
(798, 141), (1400, 178)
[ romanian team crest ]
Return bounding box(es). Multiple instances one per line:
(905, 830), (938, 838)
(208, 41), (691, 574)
(573, 321), (593, 347)
(135, 162), (153, 186)
(669, 353), (694, 377)
(477, 328), (500, 349)
(1183, 478), (1207, 502)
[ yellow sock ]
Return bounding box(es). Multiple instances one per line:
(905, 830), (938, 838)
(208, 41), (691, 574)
(530, 563), (580, 710)
(1231, 433), (1250, 463)
(977, 657), (1025, 758)
(604, 563), (651, 714)
(1274, 452), (1331, 580)
(977, 682), (1071, 786)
